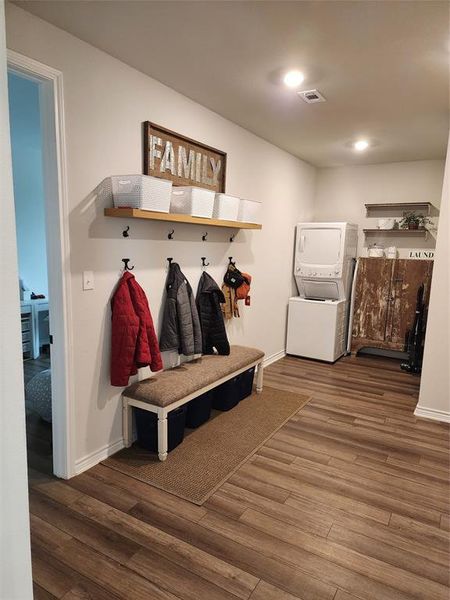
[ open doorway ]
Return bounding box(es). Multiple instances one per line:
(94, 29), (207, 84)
(7, 51), (73, 479)
(8, 71), (53, 474)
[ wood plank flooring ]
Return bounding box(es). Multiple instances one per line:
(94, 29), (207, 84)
(28, 354), (450, 600)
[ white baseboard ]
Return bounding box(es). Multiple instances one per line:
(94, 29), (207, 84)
(414, 406), (450, 423)
(263, 349), (286, 368)
(74, 438), (125, 475)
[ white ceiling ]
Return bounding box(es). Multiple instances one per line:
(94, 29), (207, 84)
(13, 0), (450, 167)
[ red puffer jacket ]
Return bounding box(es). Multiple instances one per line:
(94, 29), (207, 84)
(111, 272), (163, 386)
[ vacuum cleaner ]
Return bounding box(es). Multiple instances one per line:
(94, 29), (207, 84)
(401, 284), (426, 374)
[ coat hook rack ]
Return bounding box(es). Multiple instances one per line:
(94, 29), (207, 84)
(202, 232), (208, 241)
(229, 233), (236, 243)
(167, 257), (173, 266)
(122, 258), (134, 271)
(168, 229), (175, 240)
(201, 256), (210, 268)
(122, 225), (130, 238)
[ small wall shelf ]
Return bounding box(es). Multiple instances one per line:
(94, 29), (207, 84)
(365, 202), (435, 216)
(104, 207), (262, 230)
(363, 228), (429, 237)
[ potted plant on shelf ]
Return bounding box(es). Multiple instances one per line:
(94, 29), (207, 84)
(399, 212), (432, 230)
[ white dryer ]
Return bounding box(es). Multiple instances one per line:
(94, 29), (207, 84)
(294, 222), (357, 301)
(288, 222), (357, 363)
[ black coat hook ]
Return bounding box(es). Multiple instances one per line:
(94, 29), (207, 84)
(229, 233), (236, 243)
(228, 256), (235, 266)
(122, 258), (134, 271)
(122, 225), (130, 238)
(202, 232), (208, 241)
(167, 257), (173, 266)
(168, 229), (174, 240)
(201, 256), (210, 267)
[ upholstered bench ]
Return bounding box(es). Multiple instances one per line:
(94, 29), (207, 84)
(122, 345), (265, 461)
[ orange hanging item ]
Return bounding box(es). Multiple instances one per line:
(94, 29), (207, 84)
(235, 272), (251, 300)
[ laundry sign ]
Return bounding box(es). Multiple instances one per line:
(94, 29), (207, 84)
(408, 250), (435, 259)
(143, 122), (227, 193)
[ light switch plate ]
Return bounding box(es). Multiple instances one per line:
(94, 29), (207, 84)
(83, 270), (94, 290)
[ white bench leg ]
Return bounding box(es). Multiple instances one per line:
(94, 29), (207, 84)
(158, 411), (168, 461)
(122, 398), (132, 448)
(256, 361), (264, 393)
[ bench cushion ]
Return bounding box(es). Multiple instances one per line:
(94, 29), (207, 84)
(124, 345), (264, 407)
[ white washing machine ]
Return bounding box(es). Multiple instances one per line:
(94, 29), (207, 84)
(287, 297), (347, 362)
(287, 222), (357, 363)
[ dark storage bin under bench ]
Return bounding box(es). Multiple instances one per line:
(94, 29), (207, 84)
(135, 405), (188, 452)
(186, 390), (214, 428)
(122, 345), (264, 461)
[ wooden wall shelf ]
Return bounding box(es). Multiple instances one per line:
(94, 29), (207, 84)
(104, 208), (262, 230)
(365, 202), (435, 215)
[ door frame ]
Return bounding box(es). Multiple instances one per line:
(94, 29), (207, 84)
(7, 49), (75, 478)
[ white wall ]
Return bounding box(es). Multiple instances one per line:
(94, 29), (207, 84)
(0, 2), (33, 598)
(5, 4), (316, 470)
(314, 160), (444, 257)
(415, 135), (450, 421)
(9, 71), (49, 297)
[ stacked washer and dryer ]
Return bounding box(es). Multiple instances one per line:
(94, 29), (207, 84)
(287, 222), (358, 362)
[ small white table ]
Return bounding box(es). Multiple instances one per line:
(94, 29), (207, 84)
(21, 299), (49, 359)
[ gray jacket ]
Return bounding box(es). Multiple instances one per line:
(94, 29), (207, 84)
(159, 262), (202, 356)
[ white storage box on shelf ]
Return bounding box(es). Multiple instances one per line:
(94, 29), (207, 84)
(213, 193), (240, 221)
(170, 186), (215, 218)
(238, 198), (262, 224)
(111, 175), (172, 212)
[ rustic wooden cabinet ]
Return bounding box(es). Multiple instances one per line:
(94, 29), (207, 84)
(351, 258), (433, 353)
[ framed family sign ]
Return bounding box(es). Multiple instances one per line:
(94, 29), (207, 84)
(143, 122), (227, 193)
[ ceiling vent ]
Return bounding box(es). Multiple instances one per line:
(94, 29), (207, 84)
(297, 89), (326, 104)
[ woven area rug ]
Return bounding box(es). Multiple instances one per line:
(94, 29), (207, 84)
(102, 387), (310, 505)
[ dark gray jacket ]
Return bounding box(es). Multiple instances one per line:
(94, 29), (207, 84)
(159, 263), (202, 356)
(196, 272), (230, 355)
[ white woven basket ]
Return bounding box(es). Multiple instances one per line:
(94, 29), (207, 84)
(170, 186), (215, 218)
(237, 198), (262, 224)
(213, 193), (240, 221)
(111, 175), (172, 212)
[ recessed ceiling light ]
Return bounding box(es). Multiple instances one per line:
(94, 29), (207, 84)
(283, 70), (305, 88)
(353, 139), (369, 152)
